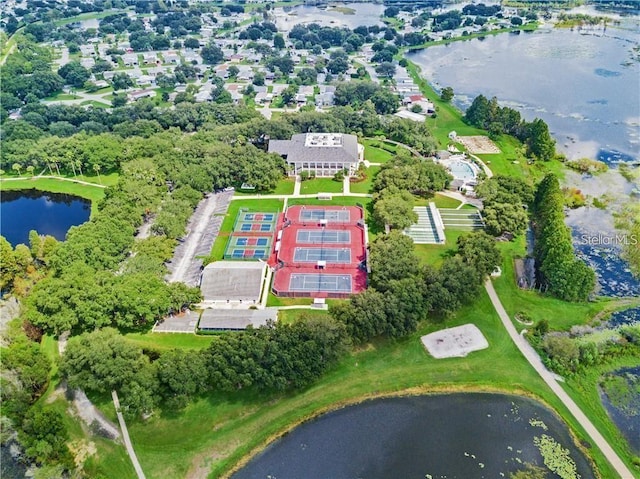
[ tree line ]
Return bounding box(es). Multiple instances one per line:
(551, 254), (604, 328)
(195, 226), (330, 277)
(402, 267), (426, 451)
(532, 174), (595, 301)
(464, 95), (556, 161)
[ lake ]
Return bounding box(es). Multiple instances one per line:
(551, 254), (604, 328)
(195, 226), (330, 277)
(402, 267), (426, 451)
(232, 393), (595, 479)
(407, 22), (640, 163)
(274, 2), (384, 31)
(0, 189), (91, 247)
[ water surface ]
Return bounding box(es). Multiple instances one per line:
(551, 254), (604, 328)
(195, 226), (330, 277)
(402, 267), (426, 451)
(0, 189), (91, 247)
(407, 23), (640, 162)
(233, 394), (595, 479)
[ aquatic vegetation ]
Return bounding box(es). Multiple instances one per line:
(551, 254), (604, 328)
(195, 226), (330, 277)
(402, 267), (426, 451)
(600, 370), (640, 417)
(534, 434), (580, 479)
(529, 418), (549, 431)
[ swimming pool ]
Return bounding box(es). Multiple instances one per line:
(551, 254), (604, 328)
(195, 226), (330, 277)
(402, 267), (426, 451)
(447, 160), (477, 182)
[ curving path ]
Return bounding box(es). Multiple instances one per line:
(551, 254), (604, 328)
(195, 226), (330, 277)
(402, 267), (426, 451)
(484, 279), (634, 479)
(1, 175), (107, 188)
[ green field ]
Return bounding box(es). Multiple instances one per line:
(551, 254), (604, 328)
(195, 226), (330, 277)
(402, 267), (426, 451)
(124, 332), (216, 351)
(349, 165), (380, 194)
(299, 177), (345, 194)
(362, 138), (396, 164)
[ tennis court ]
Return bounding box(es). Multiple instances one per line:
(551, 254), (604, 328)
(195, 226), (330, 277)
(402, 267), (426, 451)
(296, 230), (351, 244)
(293, 247), (352, 263)
(228, 249), (269, 259)
(239, 223), (274, 232)
(232, 236), (271, 247)
(300, 209), (350, 222)
(289, 273), (352, 292)
(241, 213), (276, 222)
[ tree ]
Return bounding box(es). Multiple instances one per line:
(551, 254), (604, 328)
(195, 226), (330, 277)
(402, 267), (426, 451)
(440, 86), (454, 102)
(60, 328), (150, 393)
(330, 289), (388, 343)
(57, 62), (90, 88)
(373, 190), (417, 230)
(384, 6), (400, 17)
(371, 89), (399, 115)
(12, 163), (22, 176)
(483, 202), (528, 236)
(511, 16), (524, 26)
(525, 118), (556, 161)
(111, 72), (134, 91)
(201, 44), (224, 65)
(228, 65), (240, 78)
(19, 406), (71, 465)
(273, 34), (285, 49)
(456, 231), (502, 277)
(253, 72), (265, 86)
(375, 61), (396, 78)
(369, 231), (421, 291)
(184, 37), (200, 49)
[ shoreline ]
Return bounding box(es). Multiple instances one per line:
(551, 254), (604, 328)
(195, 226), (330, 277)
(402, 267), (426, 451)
(221, 386), (598, 478)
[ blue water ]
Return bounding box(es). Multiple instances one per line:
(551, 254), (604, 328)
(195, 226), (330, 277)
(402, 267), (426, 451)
(0, 190), (91, 247)
(233, 394), (595, 479)
(607, 307), (640, 327)
(406, 22), (640, 162)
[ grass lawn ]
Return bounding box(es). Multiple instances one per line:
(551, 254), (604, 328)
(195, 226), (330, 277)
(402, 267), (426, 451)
(0, 176), (111, 216)
(124, 332), (215, 351)
(349, 165), (380, 194)
(277, 308), (329, 324)
(414, 193), (463, 209)
(81, 100), (111, 108)
(121, 287), (618, 479)
(413, 228), (467, 267)
(362, 139), (396, 164)
(287, 196), (371, 209)
(299, 177), (345, 195)
(266, 294), (314, 307)
(235, 178), (295, 196)
(492, 238), (617, 332)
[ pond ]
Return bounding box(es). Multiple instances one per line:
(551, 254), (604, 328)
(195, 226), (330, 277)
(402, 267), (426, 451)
(274, 2), (384, 31)
(599, 366), (640, 455)
(0, 189), (91, 247)
(232, 394), (595, 479)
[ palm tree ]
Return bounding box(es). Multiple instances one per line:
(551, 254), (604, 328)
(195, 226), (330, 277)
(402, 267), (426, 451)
(12, 163), (22, 176)
(76, 160), (83, 177)
(26, 165), (35, 176)
(93, 164), (102, 184)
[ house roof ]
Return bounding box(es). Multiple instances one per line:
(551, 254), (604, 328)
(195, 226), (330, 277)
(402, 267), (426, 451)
(268, 133), (359, 165)
(198, 309), (276, 331)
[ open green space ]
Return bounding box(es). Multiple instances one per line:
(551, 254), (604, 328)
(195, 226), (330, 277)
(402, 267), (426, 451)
(266, 294), (313, 307)
(414, 192), (463, 209)
(124, 332), (216, 351)
(51, 9), (127, 26)
(362, 138), (396, 164)
(277, 308), (329, 325)
(120, 287), (617, 479)
(492, 238), (616, 332)
(349, 165), (380, 194)
(413, 228), (467, 267)
(299, 177), (345, 195)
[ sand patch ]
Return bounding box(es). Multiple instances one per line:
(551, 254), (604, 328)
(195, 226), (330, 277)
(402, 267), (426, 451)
(421, 324), (489, 359)
(457, 136), (501, 154)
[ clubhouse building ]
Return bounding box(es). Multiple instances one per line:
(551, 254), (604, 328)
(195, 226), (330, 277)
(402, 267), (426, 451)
(268, 133), (364, 177)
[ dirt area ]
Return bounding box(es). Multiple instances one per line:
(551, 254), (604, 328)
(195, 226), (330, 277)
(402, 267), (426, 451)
(457, 136), (501, 154)
(421, 323), (489, 359)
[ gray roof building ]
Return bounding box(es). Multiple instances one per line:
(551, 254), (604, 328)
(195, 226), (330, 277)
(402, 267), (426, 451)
(268, 133), (363, 177)
(198, 309), (277, 331)
(200, 261), (266, 302)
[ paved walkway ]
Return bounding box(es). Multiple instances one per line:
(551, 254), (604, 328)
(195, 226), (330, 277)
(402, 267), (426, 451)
(112, 391), (146, 479)
(484, 279), (634, 479)
(1, 175), (107, 188)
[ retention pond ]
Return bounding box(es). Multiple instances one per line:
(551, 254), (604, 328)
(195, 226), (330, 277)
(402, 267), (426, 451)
(232, 393), (595, 479)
